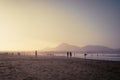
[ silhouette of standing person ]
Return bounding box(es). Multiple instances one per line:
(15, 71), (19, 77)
(67, 52), (69, 58)
(84, 53), (87, 59)
(70, 52), (72, 58)
(18, 52), (21, 56)
(35, 50), (37, 57)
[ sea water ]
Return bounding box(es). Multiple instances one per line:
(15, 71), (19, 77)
(49, 52), (120, 61)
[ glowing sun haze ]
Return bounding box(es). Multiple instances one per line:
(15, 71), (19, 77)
(0, 0), (120, 51)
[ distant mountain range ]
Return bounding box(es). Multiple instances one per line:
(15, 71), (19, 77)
(80, 45), (114, 53)
(41, 43), (120, 53)
(42, 43), (80, 52)
(54, 43), (81, 51)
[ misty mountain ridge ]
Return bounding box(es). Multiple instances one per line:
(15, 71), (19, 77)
(41, 43), (119, 53)
(80, 45), (114, 52)
(42, 43), (80, 51)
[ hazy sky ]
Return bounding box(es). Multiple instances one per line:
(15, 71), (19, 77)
(0, 0), (120, 51)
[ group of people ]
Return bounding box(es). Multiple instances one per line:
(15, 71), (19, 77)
(66, 51), (87, 59)
(67, 52), (72, 58)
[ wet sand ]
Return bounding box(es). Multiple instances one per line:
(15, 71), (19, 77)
(0, 55), (120, 80)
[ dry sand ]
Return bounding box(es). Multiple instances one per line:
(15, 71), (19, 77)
(0, 55), (120, 80)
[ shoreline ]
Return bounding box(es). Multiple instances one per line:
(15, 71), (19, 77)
(0, 54), (120, 62)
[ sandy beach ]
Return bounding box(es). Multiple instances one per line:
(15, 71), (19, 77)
(0, 55), (120, 80)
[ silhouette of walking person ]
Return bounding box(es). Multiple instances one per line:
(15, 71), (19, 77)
(35, 50), (37, 57)
(67, 52), (69, 58)
(70, 52), (72, 58)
